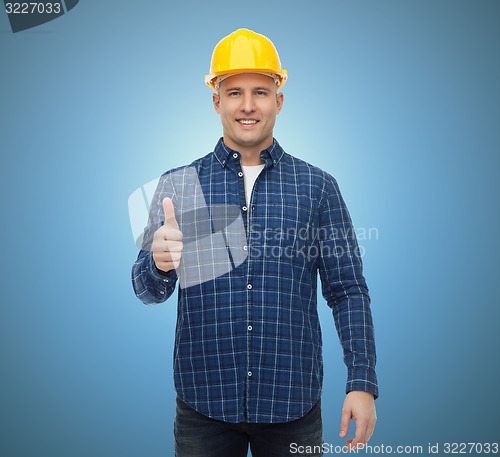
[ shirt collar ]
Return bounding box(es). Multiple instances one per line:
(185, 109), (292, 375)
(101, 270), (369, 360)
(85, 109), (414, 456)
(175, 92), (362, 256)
(213, 137), (284, 169)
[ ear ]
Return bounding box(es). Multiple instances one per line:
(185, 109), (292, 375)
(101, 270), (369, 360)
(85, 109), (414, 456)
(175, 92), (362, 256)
(213, 92), (221, 114)
(276, 92), (284, 115)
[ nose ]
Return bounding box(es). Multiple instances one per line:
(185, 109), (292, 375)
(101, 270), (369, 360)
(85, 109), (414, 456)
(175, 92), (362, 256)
(240, 93), (256, 113)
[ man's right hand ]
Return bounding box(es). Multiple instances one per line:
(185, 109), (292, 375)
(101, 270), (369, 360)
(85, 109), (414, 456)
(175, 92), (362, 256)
(152, 197), (183, 274)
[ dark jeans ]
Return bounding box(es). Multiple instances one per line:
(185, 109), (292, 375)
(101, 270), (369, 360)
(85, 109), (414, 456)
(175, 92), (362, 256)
(174, 396), (323, 457)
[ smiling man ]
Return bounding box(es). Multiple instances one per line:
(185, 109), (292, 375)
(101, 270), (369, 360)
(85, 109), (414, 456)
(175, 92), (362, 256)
(132, 28), (378, 457)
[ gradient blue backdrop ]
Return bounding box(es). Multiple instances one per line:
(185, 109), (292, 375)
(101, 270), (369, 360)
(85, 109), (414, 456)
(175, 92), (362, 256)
(1, 1), (499, 456)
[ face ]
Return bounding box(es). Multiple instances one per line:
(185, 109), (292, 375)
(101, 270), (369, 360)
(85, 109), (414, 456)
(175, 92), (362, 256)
(213, 73), (284, 155)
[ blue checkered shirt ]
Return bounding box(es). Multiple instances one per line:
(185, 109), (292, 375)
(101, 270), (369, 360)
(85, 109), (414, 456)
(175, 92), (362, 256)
(132, 138), (378, 423)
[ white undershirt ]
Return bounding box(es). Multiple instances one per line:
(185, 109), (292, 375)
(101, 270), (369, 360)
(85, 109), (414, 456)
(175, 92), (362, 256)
(241, 164), (265, 207)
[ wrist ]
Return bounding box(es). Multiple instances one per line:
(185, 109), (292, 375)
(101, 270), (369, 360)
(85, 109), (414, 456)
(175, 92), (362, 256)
(347, 390), (375, 399)
(155, 264), (173, 276)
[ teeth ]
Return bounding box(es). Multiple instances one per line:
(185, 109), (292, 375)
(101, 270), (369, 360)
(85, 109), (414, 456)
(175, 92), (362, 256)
(238, 120), (257, 124)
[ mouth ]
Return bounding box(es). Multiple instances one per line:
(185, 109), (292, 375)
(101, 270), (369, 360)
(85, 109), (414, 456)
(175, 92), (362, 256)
(237, 119), (259, 127)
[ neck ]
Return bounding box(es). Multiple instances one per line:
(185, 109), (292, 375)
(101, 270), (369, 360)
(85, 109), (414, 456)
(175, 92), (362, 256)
(223, 136), (273, 166)
(239, 150), (265, 166)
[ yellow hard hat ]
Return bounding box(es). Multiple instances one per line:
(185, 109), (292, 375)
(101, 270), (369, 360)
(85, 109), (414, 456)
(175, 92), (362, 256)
(205, 28), (287, 92)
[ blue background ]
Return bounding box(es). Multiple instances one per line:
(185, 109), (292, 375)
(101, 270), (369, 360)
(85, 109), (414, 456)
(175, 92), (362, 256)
(1, 1), (499, 455)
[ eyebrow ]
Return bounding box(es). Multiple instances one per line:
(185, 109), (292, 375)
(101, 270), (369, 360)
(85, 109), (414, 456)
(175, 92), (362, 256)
(223, 86), (273, 92)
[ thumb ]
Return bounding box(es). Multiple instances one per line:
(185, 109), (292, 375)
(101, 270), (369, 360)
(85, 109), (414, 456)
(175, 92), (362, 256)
(162, 197), (179, 228)
(339, 408), (351, 437)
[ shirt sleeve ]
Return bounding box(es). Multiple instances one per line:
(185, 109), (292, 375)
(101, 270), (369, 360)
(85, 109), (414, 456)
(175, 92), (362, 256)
(131, 172), (179, 305)
(317, 173), (379, 399)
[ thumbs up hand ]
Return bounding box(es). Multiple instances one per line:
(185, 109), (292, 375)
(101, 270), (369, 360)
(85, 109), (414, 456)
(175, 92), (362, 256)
(152, 198), (183, 274)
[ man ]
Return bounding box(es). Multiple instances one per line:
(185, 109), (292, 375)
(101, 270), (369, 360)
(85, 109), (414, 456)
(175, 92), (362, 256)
(132, 28), (378, 456)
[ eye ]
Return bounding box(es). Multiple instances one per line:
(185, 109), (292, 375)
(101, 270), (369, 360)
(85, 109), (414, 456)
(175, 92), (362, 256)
(256, 91), (267, 96)
(228, 91), (240, 96)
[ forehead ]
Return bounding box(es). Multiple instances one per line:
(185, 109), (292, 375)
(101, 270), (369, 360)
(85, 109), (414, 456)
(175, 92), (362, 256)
(220, 73), (276, 90)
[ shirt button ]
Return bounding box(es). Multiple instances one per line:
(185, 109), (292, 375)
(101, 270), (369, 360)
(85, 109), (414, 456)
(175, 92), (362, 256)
(243, 245), (248, 251)
(242, 206), (247, 211)
(163, 279), (169, 282)
(238, 171), (243, 177)
(233, 153), (238, 158)
(247, 284), (252, 290)
(248, 371), (253, 377)
(248, 325), (253, 331)
(159, 291), (165, 294)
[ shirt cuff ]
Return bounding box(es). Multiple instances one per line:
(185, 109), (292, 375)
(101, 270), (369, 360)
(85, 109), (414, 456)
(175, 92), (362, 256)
(346, 367), (379, 399)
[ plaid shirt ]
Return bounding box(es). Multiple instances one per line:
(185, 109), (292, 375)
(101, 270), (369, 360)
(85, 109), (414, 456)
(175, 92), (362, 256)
(132, 138), (378, 423)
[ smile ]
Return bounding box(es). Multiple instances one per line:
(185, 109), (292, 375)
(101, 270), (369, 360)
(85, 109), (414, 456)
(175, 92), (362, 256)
(237, 119), (258, 125)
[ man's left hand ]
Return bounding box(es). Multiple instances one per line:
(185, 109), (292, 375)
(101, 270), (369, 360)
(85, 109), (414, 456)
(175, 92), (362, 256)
(339, 390), (377, 450)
